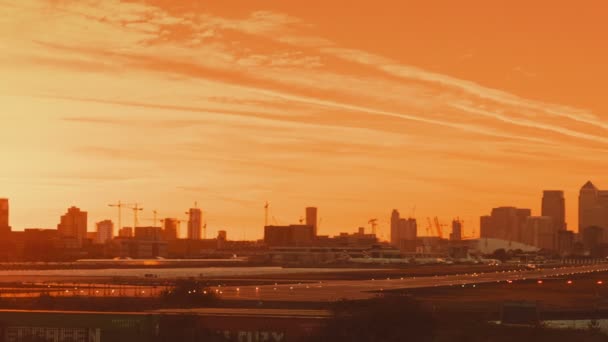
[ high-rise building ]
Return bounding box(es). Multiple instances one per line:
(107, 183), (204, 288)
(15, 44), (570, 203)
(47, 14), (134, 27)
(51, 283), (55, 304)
(479, 206), (530, 243)
(579, 181), (604, 231)
(95, 220), (114, 244)
(450, 219), (462, 241)
(0, 198), (9, 233)
(542, 190), (566, 231)
(187, 208), (203, 240)
(390, 209), (400, 246)
(57, 206), (88, 241)
(523, 216), (555, 250)
(162, 218), (179, 241)
(389, 209), (417, 251)
(305, 207), (318, 236)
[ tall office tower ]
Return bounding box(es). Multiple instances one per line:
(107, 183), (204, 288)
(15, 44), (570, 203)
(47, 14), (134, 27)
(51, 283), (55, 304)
(450, 219), (462, 241)
(305, 207), (318, 236)
(162, 218), (179, 241)
(397, 218), (418, 251)
(524, 216), (556, 250)
(95, 220), (114, 244)
(542, 190), (566, 231)
(491, 207), (519, 241)
(187, 208), (203, 240)
(480, 215), (492, 238)
(57, 206), (88, 241)
(579, 181), (599, 231)
(480, 206), (530, 243)
(390, 209), (400, 246)
(515, 208), (532, 242)
(0, 198), (9, 233)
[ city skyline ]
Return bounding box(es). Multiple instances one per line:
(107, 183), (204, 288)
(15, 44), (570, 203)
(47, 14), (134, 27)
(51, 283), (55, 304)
(3, 1), (608, 239)
(0, 179), (603, 239)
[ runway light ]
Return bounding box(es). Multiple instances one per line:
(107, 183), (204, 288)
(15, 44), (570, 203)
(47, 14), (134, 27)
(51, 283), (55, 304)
(598, 280), (604, 285)
(567, 280), (573, 285)
(507, 280), (512, 284)
(537, 280), (543, 284)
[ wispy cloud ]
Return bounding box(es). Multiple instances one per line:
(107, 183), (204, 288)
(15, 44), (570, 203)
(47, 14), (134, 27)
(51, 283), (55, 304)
(2, 0), (607, 233)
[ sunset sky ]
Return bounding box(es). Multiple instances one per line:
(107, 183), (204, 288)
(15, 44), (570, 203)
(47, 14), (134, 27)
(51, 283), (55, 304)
(2, 0), (608, 239)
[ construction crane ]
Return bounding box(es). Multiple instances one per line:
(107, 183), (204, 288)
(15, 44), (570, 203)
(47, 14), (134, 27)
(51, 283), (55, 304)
(108, 201), (136, 231)
(129, 203), (144, 229)
(433, 216), (447, 239)
(148, 210), (161, 227)
(142, 211), (173, 227)
(264, 201), (269, 227)
(426, 217), (433, 237)
(368, 218), (378, 236)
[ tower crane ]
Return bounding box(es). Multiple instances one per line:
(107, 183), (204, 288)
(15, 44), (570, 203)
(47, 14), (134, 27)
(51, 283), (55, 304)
(129, 203), (144, 229)
(108, 201), (136, 231)
(426, 217), (433, 237)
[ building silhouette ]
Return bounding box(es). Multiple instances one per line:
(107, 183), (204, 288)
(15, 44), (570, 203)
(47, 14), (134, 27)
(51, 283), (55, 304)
(57, 206), (88, 242)
(579, 181), (608, 234)
(389, 209), (417, 252)
(305, 207), (318, 236)
(118, 227), (133, 238)
(390, 209), (400, 246)
(135, 226), (163, 241)
(523, 216), (555, 250)
(450, 219), (462, 241)
(480, 207), (530, 243)
(264, 225), (314, 247)
(187, 208), (203, 240)
(162, 218), (179, 241)
(0, 198), (10, 234)
(542, 190), (566, 231)
(95, 220), (114, 244)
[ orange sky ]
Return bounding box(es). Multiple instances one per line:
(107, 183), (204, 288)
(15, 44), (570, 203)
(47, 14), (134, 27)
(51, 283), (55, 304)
(2, 0), (608, 239)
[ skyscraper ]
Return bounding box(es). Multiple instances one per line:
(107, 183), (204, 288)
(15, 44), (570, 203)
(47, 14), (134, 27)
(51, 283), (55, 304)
(524, 216), (555, 250)
(479, 206), (530, 243)
(579, 181), (608, 232)
(162, 218), (179, 241)
(305, 207), (318, 236)
(187, 208), (203, 240)
(96, 220), (114, 244)
(0, 198), (9, 233)
(390, 209), (400, 246)
(580, 181), (599, 231)
(57, 206), (88, 241)
(542, 190), (566, 231)
(450, 219), (462, 241)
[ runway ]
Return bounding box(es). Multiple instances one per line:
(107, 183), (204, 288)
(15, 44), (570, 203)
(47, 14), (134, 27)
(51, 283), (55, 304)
(212, 264), (608, 302)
